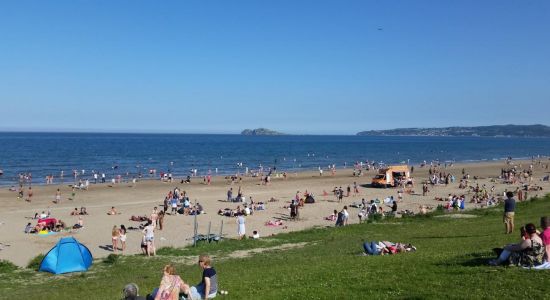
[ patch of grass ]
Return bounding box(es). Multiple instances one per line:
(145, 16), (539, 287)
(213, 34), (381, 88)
(1, 195), (549, 299)
(0, 260), (18, 273)
(102, 254), (120, 265)
(26, 254), (45, 271)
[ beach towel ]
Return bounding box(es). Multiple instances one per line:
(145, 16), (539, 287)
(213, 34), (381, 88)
(38, 231), (58, 236)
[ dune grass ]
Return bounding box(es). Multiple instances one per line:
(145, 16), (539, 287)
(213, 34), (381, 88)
(1, 195), (549, 299)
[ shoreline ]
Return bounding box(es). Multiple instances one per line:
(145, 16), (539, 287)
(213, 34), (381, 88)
(1, 159), (549, 267)
(2, 155), (548, 188)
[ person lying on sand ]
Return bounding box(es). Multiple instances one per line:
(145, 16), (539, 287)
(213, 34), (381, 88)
(129, 215), (148, 222)
(265, 220), (284, 227)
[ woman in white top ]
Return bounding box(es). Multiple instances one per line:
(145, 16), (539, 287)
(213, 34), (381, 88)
(142, 221), (155, 256)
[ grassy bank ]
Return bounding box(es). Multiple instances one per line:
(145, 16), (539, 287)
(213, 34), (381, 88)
(1, 195), (549, 299)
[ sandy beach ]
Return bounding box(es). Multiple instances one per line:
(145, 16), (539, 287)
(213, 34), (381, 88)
(1, 159), (549, 267)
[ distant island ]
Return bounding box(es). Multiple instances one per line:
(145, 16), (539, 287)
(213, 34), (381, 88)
(357, 124), (550, 137)
(241, 128), (285, 136)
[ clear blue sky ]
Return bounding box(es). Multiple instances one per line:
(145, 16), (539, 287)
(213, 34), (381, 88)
(1, 1), (549, 134)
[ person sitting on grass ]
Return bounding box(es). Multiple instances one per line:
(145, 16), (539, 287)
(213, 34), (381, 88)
(181, 255), (218, 300)
(150, 264), (186, 300)
(489, 223), (545, 267)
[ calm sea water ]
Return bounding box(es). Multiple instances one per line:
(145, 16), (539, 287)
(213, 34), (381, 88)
(0, 132), (549, 186)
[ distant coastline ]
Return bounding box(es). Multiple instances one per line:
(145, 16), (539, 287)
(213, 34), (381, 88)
(357, 124), (550, 138)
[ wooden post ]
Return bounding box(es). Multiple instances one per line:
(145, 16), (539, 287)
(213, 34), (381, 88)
(207, 221), (212, 243)
(219, 220), (224, 242)
(193, 213), (198, 247)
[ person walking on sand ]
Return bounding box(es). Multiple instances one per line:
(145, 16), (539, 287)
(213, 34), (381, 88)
(503, 191), (516, 234)
(237, 214), (246, 239)
(26, 187), (33, 202)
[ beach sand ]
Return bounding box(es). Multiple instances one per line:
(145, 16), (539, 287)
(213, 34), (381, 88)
(1, 159), (549, 267)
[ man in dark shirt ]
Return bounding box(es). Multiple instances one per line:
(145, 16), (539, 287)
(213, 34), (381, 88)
(184, 255), (218, 299)
(503, 191), (516, 234)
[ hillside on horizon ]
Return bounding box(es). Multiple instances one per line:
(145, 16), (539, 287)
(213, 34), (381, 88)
(357, 124), (550, 137)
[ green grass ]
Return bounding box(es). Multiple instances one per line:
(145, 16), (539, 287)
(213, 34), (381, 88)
(1, 195), (550, 299)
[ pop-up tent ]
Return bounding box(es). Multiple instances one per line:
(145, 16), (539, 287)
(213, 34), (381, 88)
(39, 237), (93, 274)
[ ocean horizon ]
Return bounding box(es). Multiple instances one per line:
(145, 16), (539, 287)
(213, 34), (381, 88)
(0, 132), (549, 186)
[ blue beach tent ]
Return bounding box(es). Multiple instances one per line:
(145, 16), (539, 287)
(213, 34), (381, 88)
(39, 237), (93, 274)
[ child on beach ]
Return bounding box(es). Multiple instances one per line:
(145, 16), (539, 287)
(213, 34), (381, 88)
(55, 189), (61, 204)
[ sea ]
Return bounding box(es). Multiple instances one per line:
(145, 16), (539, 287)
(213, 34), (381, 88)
(0, 132), (549, 186)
